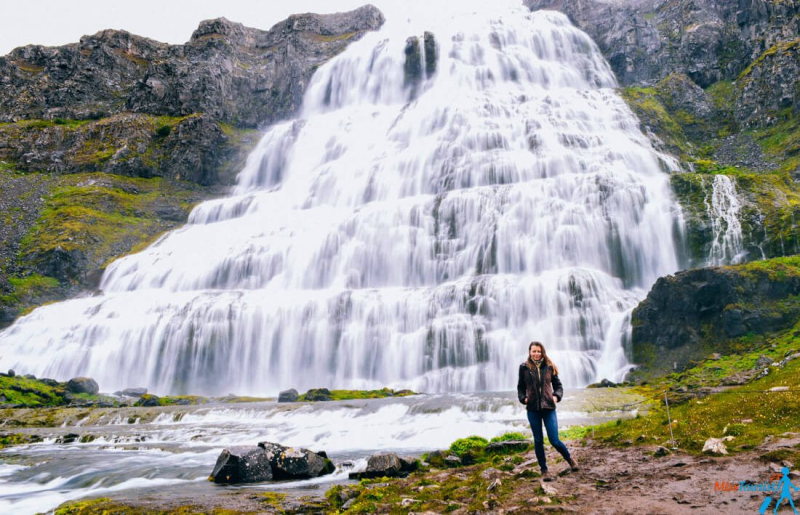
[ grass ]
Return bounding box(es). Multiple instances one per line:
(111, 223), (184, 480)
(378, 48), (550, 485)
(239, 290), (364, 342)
(0, 375), (67, 407)
(296, 387), (417, 402)
(592, 322), (800, 453)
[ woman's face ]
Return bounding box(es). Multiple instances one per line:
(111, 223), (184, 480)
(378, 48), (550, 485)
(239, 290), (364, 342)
(529, 345), (543, 361)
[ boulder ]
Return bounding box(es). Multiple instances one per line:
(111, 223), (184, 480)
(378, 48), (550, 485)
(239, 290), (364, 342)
(349, 452), (403, 479)
(398, 455), (419, 472)
(278, 388), (299, 402)
(258, 441), (334, 479)
(210, 446), (273, 484)
(587, 378), (617, 388)
(7, 369), (15, 378)
(66, 377), (99, 395)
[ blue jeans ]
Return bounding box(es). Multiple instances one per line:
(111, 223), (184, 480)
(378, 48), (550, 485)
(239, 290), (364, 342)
(527, 409), (571, 472)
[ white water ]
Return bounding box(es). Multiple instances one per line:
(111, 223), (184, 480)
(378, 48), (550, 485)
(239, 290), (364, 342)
(0, 3), (680, 395)
(704, 174), (746, 265)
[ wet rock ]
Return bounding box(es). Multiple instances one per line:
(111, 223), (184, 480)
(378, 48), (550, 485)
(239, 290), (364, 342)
(66, 377), (99, 395)
(488, 478), (502, 492)
(56, 433), (80, 444)
(210, 446), (273, 484)
(258, 441), (334, 479)
(481, 467), (504, 480)
(404, 36), (422, 96)
(349, 452), (403, 479)
(278, 388), (299, 402)
(115, 388), (147, 398)
(134, 394), (160, 407)
(424, 32), (437, 77)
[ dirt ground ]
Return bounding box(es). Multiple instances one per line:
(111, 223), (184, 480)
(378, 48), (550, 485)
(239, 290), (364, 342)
(493, 434), (800, 515)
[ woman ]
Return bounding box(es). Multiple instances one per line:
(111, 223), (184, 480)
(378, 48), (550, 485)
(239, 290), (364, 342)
(517, 341), (578, 481)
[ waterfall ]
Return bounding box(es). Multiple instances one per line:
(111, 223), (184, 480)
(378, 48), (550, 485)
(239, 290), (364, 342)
(704, 174), (746, 265)
(0, 5), (681, 395)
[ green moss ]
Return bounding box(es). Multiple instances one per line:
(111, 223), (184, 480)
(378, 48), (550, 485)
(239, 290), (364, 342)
(489, 431), (526, 443)
(0, 432), (43, 448)
(0, 274), (60, 305)
(296, 387), (416, 402)
(620, 86), (690, 155)
(157, 395), (208, 406)
(55, 498), (255, 514)
(307, 31), (357, 43)
(738, 39), (799, 82)
(0, 375), (68, 407)
(449, 435), (489, 457)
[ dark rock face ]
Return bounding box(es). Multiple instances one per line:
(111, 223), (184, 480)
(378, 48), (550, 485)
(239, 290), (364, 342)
(278, 388), (299, 402)
(257, 441), (335, 480)
(210, 446), (273, 484)
(631, 260), (800, 373)
(0, 113), (251, 186)
(524, 0), (798, 127)
(525, 0), (797, 86)
(0, 6), (385, 128)
(423, 32), (438, 78)
(66, 376), (99, 395)
(404, 36), (422, 97)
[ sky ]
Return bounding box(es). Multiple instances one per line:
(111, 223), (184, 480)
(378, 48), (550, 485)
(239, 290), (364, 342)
(0, 0), (372, 56)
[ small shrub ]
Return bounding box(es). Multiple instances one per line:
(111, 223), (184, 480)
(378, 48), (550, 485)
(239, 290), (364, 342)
(155, 125), (171, 138)
(449, 436), (488, 457)
(489, 431), (526, 443)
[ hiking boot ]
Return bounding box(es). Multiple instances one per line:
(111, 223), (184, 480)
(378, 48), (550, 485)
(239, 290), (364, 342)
(541, 469), (553, 482)
(567, 457), (579, 471)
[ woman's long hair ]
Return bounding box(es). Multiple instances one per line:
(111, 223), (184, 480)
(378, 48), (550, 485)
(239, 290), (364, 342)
(527, 341), (559, 376)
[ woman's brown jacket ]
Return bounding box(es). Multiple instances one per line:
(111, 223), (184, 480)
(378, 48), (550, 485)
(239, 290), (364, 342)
(516, 360), (563, 411)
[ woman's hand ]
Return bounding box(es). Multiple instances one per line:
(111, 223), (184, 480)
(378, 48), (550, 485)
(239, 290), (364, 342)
(524, 397), (528, 403)
(554, 397), (558, 404)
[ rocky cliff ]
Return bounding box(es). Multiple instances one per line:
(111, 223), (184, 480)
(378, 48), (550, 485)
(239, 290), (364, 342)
(0, 5), (384, 326)
(630, 256), (800, 375)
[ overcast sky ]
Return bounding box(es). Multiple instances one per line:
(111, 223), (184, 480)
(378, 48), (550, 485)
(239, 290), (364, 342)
(0, 0), (374, 55)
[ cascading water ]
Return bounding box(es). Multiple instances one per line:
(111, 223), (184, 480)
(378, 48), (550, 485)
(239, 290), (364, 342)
(704, 174), (747, 265)
(0, 4), (681, 395)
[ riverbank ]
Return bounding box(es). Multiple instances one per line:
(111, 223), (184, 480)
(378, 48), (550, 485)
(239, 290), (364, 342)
(44, 320), (800, 514)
